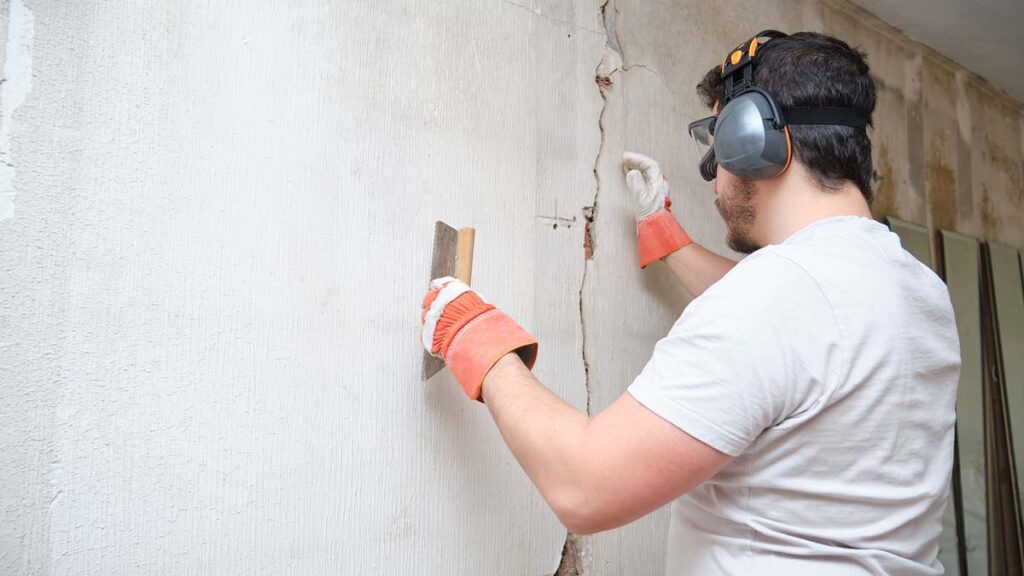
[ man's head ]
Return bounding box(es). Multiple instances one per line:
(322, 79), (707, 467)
(696, 31), (876, 253)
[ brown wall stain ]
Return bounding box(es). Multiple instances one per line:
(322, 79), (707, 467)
(927, 143), (958, 231)
(871, 142), (899, 219)
(983, 134), (1023, 206)
(924, 58), (954, 96)
(980, 185), (1001, 237)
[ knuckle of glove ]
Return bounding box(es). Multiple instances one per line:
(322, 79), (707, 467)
(420, 279), (497, 361)
(654, 178), (671, 201)
(420, 278), (470, 353)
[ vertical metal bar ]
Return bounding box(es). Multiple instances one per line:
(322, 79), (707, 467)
(942, 230), (988, 576)
(987, 242), (1024, 571)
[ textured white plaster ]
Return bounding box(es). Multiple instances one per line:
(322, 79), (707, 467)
(0, 0), (32, 221)
(28, 1), (600, 574)
(1, 1), (1022, 575)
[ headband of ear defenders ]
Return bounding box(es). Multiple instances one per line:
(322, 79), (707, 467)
(783, 106), (870, 128)
(695, 30), (870, 181)
(722, 29), (870, 128)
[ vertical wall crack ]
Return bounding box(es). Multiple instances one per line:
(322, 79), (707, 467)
(560, 2), (623, 575)
(555, 533), (584, 575)
(579, 0), (623, 417)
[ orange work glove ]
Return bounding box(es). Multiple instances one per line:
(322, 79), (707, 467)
(420, 277), (538, 401)
(622, 151), (693, 268)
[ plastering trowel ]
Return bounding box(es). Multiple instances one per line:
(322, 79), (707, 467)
(421, 221), (475, 380)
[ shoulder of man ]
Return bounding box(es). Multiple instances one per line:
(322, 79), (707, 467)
(633, 246), (844, 456)
(693, 245), (828, 319)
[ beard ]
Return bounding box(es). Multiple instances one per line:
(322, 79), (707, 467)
(714, 177), (761, 254)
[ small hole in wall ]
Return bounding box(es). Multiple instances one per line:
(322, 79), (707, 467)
(553, 223), (558, 230)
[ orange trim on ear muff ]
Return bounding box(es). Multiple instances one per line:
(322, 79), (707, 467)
(779, 125), (793, 176)
(749, 38), (760, 58)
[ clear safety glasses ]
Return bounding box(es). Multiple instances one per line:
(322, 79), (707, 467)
(687, 115), (716, 161)
(687, 115), (719, 182)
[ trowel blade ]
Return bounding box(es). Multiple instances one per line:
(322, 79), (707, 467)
(422, 220), (459, 380)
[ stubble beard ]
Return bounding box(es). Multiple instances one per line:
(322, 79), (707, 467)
(715, 178), (761, 254)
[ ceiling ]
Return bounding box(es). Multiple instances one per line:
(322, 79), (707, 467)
(848, 0), (1024, 103)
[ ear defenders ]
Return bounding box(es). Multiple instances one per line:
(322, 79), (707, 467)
(688, 30), (870, 182)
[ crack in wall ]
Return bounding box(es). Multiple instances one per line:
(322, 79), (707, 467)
(495, 0), (605, 36)
(581, 0), (623, 414)
(559, 2), (624, 574)
(555, 533), (584, 575)
(622, 63), (669, 93)
(582, 0), (623, 413)
(601, 0), (622, 56)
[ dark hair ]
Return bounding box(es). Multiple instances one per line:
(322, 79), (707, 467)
(696, 32), (876, 202)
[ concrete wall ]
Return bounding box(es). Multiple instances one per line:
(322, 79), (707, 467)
(0, 1), (1020, 575)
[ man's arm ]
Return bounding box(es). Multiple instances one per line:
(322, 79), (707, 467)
(481, 353), (731, 535)
(662, 243), (736, 298)
(622, 151), (736, 298)
(420, 274), (732, 533)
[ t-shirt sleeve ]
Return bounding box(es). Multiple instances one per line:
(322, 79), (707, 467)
(627, 250), (842, 457)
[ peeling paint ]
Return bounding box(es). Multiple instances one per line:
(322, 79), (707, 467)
(0, 0), (34, 221)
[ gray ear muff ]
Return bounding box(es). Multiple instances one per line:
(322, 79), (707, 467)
(714, 91), (790, 180)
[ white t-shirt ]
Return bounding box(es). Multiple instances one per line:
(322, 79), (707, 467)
(628, 216), (961, 575)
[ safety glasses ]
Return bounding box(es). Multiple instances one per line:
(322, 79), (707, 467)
(687, 115), (719, 181)
(687, 115), (716, 161)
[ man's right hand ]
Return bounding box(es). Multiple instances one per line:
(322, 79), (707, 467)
(622, 152), (693, 268)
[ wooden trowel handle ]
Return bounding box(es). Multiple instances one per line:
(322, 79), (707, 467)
(455, 228), (475, 284)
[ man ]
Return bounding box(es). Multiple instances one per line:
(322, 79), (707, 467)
(419, 31), (960, 574)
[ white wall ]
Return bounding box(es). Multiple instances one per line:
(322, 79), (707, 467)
(1, 1), (1022, 575)
(1, 0), (602, 573)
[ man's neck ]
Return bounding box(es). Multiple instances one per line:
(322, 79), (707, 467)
(756, 165), (873, 246)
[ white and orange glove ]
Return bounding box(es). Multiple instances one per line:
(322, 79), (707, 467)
(622, 151), (693, 268)
(420, 277), (538, 401)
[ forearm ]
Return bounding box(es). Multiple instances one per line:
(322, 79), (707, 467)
(481, 353), (590, 527)
(480, 352), (729, 535)
(662, 242), (737, 298)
